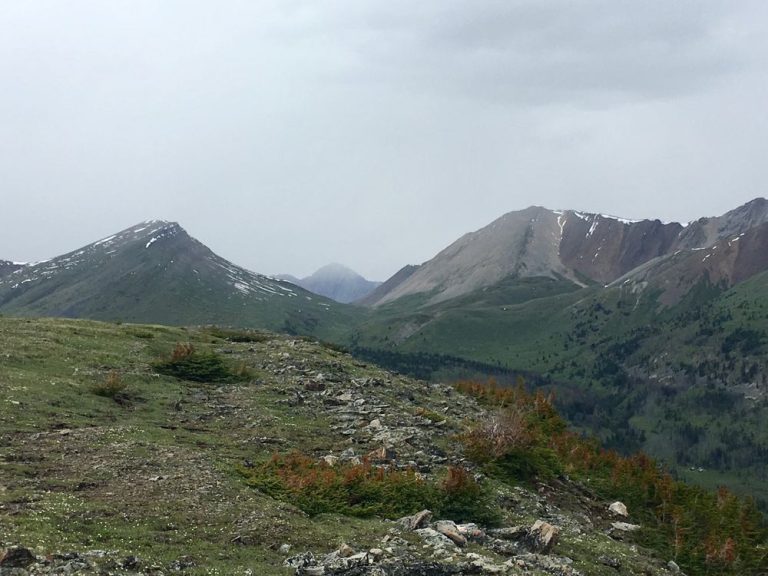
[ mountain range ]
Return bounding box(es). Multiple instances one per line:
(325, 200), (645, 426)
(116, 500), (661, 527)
(367, 198), (768, 306)
(0, 220), (359, 340)
(277, 263), (381, 304)
(3, 200), (768, 509)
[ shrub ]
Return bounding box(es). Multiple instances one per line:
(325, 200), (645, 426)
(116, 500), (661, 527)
(439, 466), (500, 526)
(91, 370), (128, 400)
(153, 343), (251, 383)
(239, 453), (500, 525)
(128, 329), (155, 339)
(455, 378), (768, 575)
(462, 409), (533, 462)
(240, 452), (438, 518)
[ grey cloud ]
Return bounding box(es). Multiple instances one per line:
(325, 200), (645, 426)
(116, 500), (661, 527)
(0, 1), (766, 280)
(307, 1), (741, 105)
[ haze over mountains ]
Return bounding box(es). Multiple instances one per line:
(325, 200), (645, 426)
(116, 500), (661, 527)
(277, 263), (381, 304)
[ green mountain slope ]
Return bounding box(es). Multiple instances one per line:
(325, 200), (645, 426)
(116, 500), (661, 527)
(349, 274), (768, 509)
(0, 221), (361, 340)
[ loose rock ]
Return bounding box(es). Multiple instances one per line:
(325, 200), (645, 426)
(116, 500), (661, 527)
(524, 520), (560, 554)
(608, 501), (628, 517)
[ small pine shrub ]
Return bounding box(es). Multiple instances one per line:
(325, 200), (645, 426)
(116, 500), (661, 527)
(461, 409), (534, 463)
(154, 343), (250, 383)
(240, 452), (437, 518)
(439, 466), (500, 526)
(239, 452), (500, 525)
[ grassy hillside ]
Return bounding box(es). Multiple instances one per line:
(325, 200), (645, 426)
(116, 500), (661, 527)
(348, 275), (768, 510)
(3, 317), (764, 574)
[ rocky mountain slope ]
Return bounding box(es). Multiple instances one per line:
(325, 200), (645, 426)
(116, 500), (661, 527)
(0, 221), (360, 339)
(2, 317), (764, 575)
(368, 199), (768, 306)
(357, 264), (420, 306)
(0, 260), (24, 278)
(278, 263), (381, 304)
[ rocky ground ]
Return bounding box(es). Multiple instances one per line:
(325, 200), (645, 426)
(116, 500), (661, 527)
(0, 319), (688, 575)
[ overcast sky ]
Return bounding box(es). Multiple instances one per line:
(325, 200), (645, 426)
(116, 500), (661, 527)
(2, 1), (767, 280)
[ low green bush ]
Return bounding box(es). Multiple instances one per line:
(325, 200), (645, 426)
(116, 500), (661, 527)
(154, 343), (252, 383)
(239, 452), (499, 525)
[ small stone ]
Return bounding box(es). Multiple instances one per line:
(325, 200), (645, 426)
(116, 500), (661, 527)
(338, 544), (354, 558)
(415, 527), (456, 550)
(608, 501), (628, 517)
(321, 455), (338, 467)
(305, 380), (326, 391)
(366, 446), (396, 462)
(279, 544), (291, 554)
(611, 522), (641, 532)
(667, 559), (681, 573)
(340, 448), (356, 460)
(598, 555), (621, 569)
(456, 523), (485, 542)
(368, 548), (384, 559)
(121, 555), (141, 570)
(398, 509), (433, 531)
(525, 520), (560, 553)
(435, 520), (467, 547)
(284, 552), (315, 569)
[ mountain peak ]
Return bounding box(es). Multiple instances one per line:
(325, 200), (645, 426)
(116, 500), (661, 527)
(279, 263), (381, 303)
(85, 221), (190, 255)
(0, 220), (349, 333)
(310, 263), (364, 280)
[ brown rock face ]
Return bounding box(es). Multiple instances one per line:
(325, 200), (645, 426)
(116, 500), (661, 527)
(559, 214), (682, 285)
(366, 198), (768, 308)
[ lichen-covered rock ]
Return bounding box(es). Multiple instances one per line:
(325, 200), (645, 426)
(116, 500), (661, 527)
(397, 509), (433, 531)
(524, 520), (560, 553)
(434, 521), (467, 547)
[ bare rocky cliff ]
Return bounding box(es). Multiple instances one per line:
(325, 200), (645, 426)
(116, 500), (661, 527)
(367, 199), (768, 307)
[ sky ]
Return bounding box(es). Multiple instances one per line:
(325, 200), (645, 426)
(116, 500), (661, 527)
(2, 1), (768, 280)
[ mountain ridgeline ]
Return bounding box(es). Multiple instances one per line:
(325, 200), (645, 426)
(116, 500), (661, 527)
(0, 221), (361, 340)
(366, 198), (768, 306)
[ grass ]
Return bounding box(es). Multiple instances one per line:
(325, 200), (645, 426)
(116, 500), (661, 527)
(2, 316), (765, 575)
(0, 317), (390, 573)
